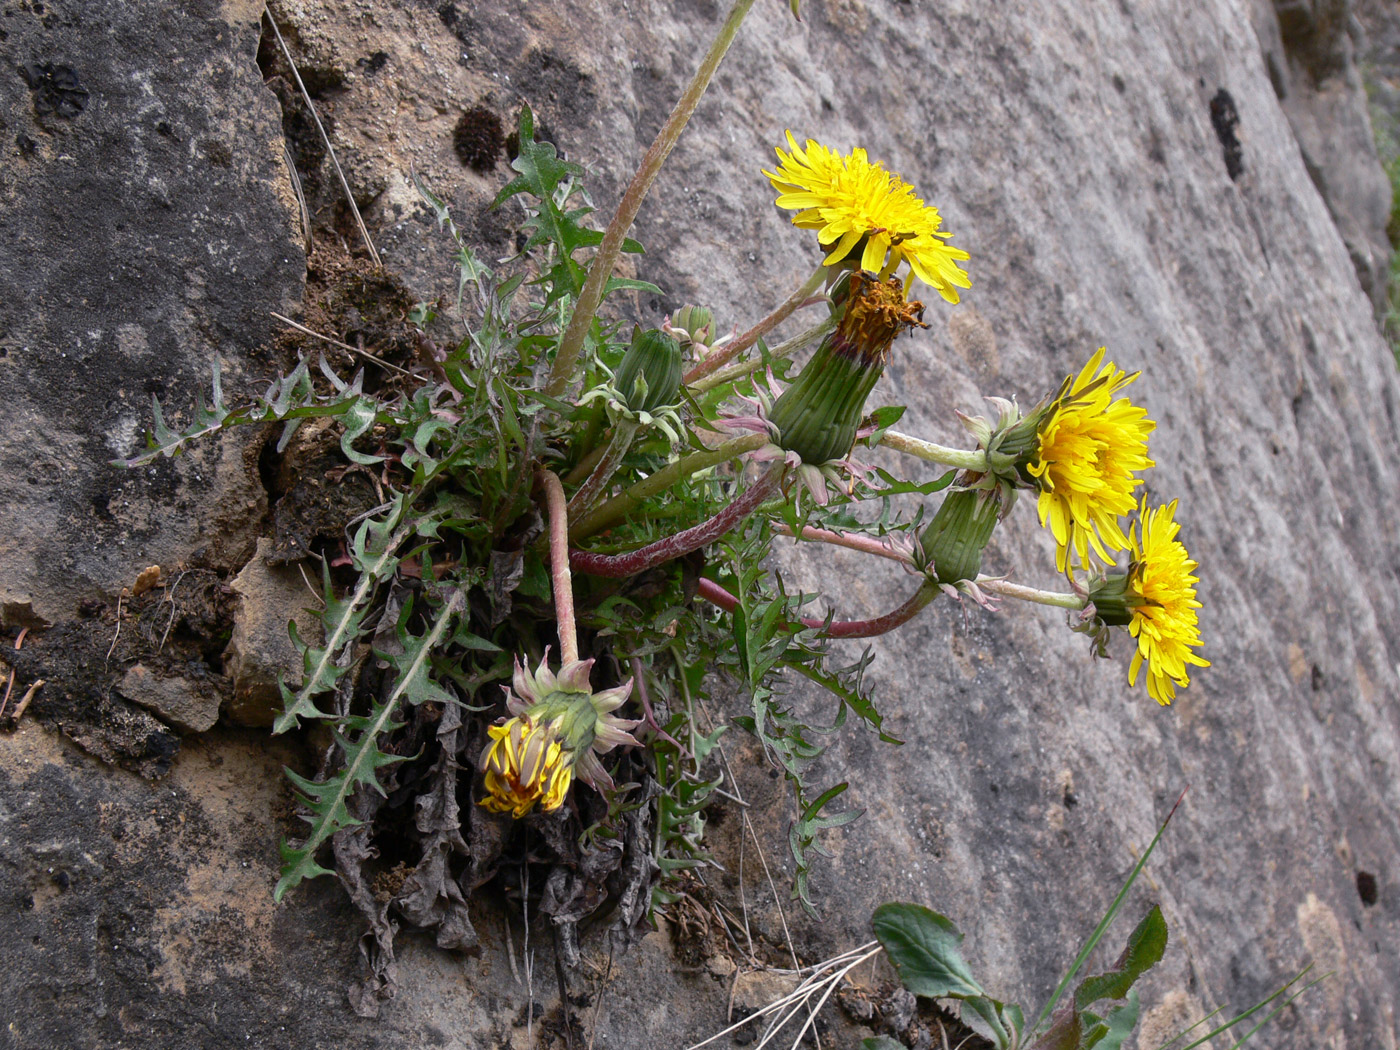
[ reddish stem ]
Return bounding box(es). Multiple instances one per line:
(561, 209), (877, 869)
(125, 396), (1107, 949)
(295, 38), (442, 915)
(570, 465), (783, 578)
(539, 470), (579, 664)
(695, 576), (939, 639)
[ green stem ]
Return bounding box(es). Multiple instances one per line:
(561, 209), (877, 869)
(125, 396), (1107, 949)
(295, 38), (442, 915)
(683, 263), (829, 385)
(689, 315), (836, 395)
(975, 577), (1086, 609)
(880, 429), (988, 471)
(567, 420), (639, 518)
(545, 0), (758, 399)
(569, 432), (770, 540)
(539, 471), (580, 664)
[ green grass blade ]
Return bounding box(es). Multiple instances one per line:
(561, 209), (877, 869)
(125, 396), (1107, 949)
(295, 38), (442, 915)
(1028, 789), (1186, 1039)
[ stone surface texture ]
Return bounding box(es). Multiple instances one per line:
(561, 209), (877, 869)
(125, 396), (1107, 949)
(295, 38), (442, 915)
(1, 0), (1399, 1048)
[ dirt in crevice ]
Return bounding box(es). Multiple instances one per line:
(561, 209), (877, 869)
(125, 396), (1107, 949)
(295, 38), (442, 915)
(0, 569), (238, 777)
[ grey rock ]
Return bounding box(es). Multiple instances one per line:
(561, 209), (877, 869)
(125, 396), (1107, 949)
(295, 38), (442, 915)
(117, 663), (221, 734)
(224, 537), (324, 727)
(1256, 0), (1394, 315)
(1, 0), (1398, 1048)
(0, 0), (304, 627)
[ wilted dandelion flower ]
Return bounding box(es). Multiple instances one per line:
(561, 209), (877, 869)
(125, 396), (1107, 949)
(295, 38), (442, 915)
(1027, 348), (1155, 575)
(479, 716), (573, 817)
(477, 652), (640, 817)
(1125, 499), (1209, 705)
(764, 131), (971, 302)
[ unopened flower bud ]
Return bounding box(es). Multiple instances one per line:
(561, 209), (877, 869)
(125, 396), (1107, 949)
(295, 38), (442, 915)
(670, 305), (715, 348)
(613, 328), (683, 414)
(918, 486), (1001, 586)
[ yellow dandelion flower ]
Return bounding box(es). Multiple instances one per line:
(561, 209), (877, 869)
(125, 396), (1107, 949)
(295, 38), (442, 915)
(1126, 499), (1210, 705)
(1028, 348), (1155, 574)
(764, 131), (971, 303)
(479, 715), (573, 818)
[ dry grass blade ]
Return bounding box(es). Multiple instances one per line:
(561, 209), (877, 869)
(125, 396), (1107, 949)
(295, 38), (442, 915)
(263, 7), (381, 268)
(683, 942), (882, 1050)
(270, 311), (413, 376)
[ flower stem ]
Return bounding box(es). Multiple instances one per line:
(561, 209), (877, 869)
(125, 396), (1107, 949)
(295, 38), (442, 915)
(775, 523), (916, 567)
(687, 315), (836, 395)
(545, 0), (758, 399)
(695, 576), (940, 638)
(880, 429), (988, 471)
(569, 432), (770, 541)
(539, 471), (579, 664)
(683, 264), (829, 385)
(567, 420), (639, 518)
(571, 464), (785, 578)
(975, 577), (1086, 609)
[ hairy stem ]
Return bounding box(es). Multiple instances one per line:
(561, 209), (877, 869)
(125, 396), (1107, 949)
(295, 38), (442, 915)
(683, 264), (829, 385)
(880, 429), (988, 472)
(569, 432), (770, 540)
(567, 420), (639, 518)
(774, 523), (916, 567)
(539, 471), (580, 664)
(688, 315), (836, 395)
(976, 577), (1086, 609)
(571, 464), (785, 578)
(545, 0), (758, 398)
(696, 577), (940, 638)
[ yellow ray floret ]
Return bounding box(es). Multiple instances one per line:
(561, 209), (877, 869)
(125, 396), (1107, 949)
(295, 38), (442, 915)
(1029, 348), (1155, 574)
(1127, 499), (1210, 705)
(479, 715), (573, 817)
(764, 131), (971, 303)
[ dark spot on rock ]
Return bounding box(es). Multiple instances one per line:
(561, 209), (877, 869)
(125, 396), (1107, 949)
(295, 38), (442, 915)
(32, 1), (43, 13)
(155, 120), (172, 137)
(357, 50), (389, 75)
(1357, 870), (1378, 906)
(16, 132), (37, 156)
(20, 61), (89, 120)
(821, 96), (833, 112)
(201, 139), (233, 168)
(78, 597), (105, 618)
(989, 781), (999, 794)
(1063, 787), (1079, 808)
(1310, 664), (1323, 691)
(1112, 73), (1125, 93)
(438, 2), (458, 29)
(453, 105), (504, 172)
(1209, 87), (1243, 181)
(53, 869), (70, 891)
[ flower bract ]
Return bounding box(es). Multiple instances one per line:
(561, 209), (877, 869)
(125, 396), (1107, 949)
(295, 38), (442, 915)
(764, 132), (971, 302)
(1125, 499), (1209, 704)
(1027, 348), (1155, 575)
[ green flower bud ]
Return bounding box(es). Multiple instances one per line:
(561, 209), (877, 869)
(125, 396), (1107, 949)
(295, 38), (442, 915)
(918, 487), (1000, 586)
(769, 272), (925, 465)
(671, 305), (714, 347)
(613, 328), (682, 414)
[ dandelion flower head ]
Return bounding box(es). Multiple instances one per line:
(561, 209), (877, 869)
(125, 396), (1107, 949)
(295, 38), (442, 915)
(1028, 348), (1155, 574)
(1126, 499), (1210, 704)
(764, 131), (971, 303)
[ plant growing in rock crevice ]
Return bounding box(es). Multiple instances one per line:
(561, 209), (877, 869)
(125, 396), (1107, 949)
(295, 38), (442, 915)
(122, 0), (1208, 1013)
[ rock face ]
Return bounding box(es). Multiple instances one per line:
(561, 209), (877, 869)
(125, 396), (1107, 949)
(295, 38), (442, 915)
(0, 0), (303, 628)
(2, 1), (1399, 1049)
